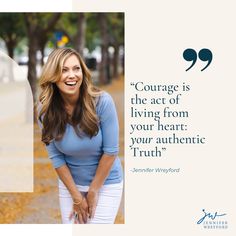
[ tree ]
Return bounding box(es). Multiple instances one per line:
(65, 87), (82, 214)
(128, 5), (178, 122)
(55, 13), (86, 58)
(98, 13), (110, 84)
(0, 14), (25, 59)
(107, 13), (124, 79)
(74, 13), (86, 57)
(0, 14), (26, 82)
(89, 13), (124, 84)
(24, 13), (61, 103)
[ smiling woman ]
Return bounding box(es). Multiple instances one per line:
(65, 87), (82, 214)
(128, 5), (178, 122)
(37, 48), (123, 224)
(56, 55), (82, 100)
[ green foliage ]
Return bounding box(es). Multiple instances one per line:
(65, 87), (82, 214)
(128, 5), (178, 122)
(0, 13), (25, 39)
(86, 13), (101, 51)
(0, 13), (124, 55)
(0, 13), (26, 53)
(107, 13), (124, 46)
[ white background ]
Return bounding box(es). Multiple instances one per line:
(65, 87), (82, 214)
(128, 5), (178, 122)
(1, 0), (71, 12)
(2, 0), (236, 236)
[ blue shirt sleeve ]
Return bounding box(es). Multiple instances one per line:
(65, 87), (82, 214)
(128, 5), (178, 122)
(46, 141), (67, 168)
(97, 92), (119, 156)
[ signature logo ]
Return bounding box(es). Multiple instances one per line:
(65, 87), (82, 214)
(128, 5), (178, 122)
(197, 209), (226, 224)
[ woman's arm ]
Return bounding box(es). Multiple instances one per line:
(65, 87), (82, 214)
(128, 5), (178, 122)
(89, 154), (116, 191)
(55, 165), (83, 203)
(44, 140), (88, 223)
(87, 92), (120, 218)
(87, 154), (116, 218)
(44, 141), (83, 204)
(37, 109), (88, 223)
(55, 165), (89, 224)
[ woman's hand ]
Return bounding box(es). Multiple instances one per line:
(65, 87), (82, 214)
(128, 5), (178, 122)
(86, 189), (99, 219)
(69, 197), (89, 224)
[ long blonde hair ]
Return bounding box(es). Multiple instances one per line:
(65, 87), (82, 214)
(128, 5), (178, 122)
(38, 48), (102, 145)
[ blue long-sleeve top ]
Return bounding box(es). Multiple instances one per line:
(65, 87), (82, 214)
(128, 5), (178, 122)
(43, 92), (123, 186)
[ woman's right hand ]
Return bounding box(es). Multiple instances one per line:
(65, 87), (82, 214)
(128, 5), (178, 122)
(70, 197), (89, 224)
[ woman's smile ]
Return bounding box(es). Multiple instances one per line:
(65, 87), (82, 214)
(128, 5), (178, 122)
(63, 79), (80, 90)
(65, 81), (78, 86)
(56, 54), (83, 98)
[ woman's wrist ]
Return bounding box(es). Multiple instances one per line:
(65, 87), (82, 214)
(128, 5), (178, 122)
(88, 183), (100, 193)
(72, 194), (83, 204)
(73, 197), (83, 205)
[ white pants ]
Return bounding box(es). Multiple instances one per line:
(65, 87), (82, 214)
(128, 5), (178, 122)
(58, 180), (123, 224)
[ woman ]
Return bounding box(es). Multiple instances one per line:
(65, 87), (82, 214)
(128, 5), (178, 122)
(38, 48), (123, 224)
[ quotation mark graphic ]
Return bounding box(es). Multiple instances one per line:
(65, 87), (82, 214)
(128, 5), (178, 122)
(183, 48), (213, 71)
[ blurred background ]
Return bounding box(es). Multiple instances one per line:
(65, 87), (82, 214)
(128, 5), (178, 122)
(0, 13), (124, 224)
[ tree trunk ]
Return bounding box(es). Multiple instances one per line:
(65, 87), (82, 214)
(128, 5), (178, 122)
(113, 44), (119, 79)
(121, 50), (124, 75)
(6, 39), (15, 82)
(98, 13), (110, 84)
(39, 39), (47, 67)
(6, 40), (14, 59)
(75, 13), (86, 57)
(27, 37), (38, 104)
(24, 13), (61, 104)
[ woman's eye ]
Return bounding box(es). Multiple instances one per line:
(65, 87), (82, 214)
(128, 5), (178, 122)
(62, 68), (67, 73)
(74, 67), (80, 71)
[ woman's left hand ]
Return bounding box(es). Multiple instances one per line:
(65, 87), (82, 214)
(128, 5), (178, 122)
(86, 189), (99, 219)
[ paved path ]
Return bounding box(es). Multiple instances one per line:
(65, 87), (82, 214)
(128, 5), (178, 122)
(15, 178), (60, 224)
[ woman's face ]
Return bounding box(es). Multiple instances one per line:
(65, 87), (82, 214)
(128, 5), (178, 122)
(56, 54), (83, 99)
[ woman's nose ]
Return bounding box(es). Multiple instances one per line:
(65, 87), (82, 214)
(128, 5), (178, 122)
(68, 70), (75, 78)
